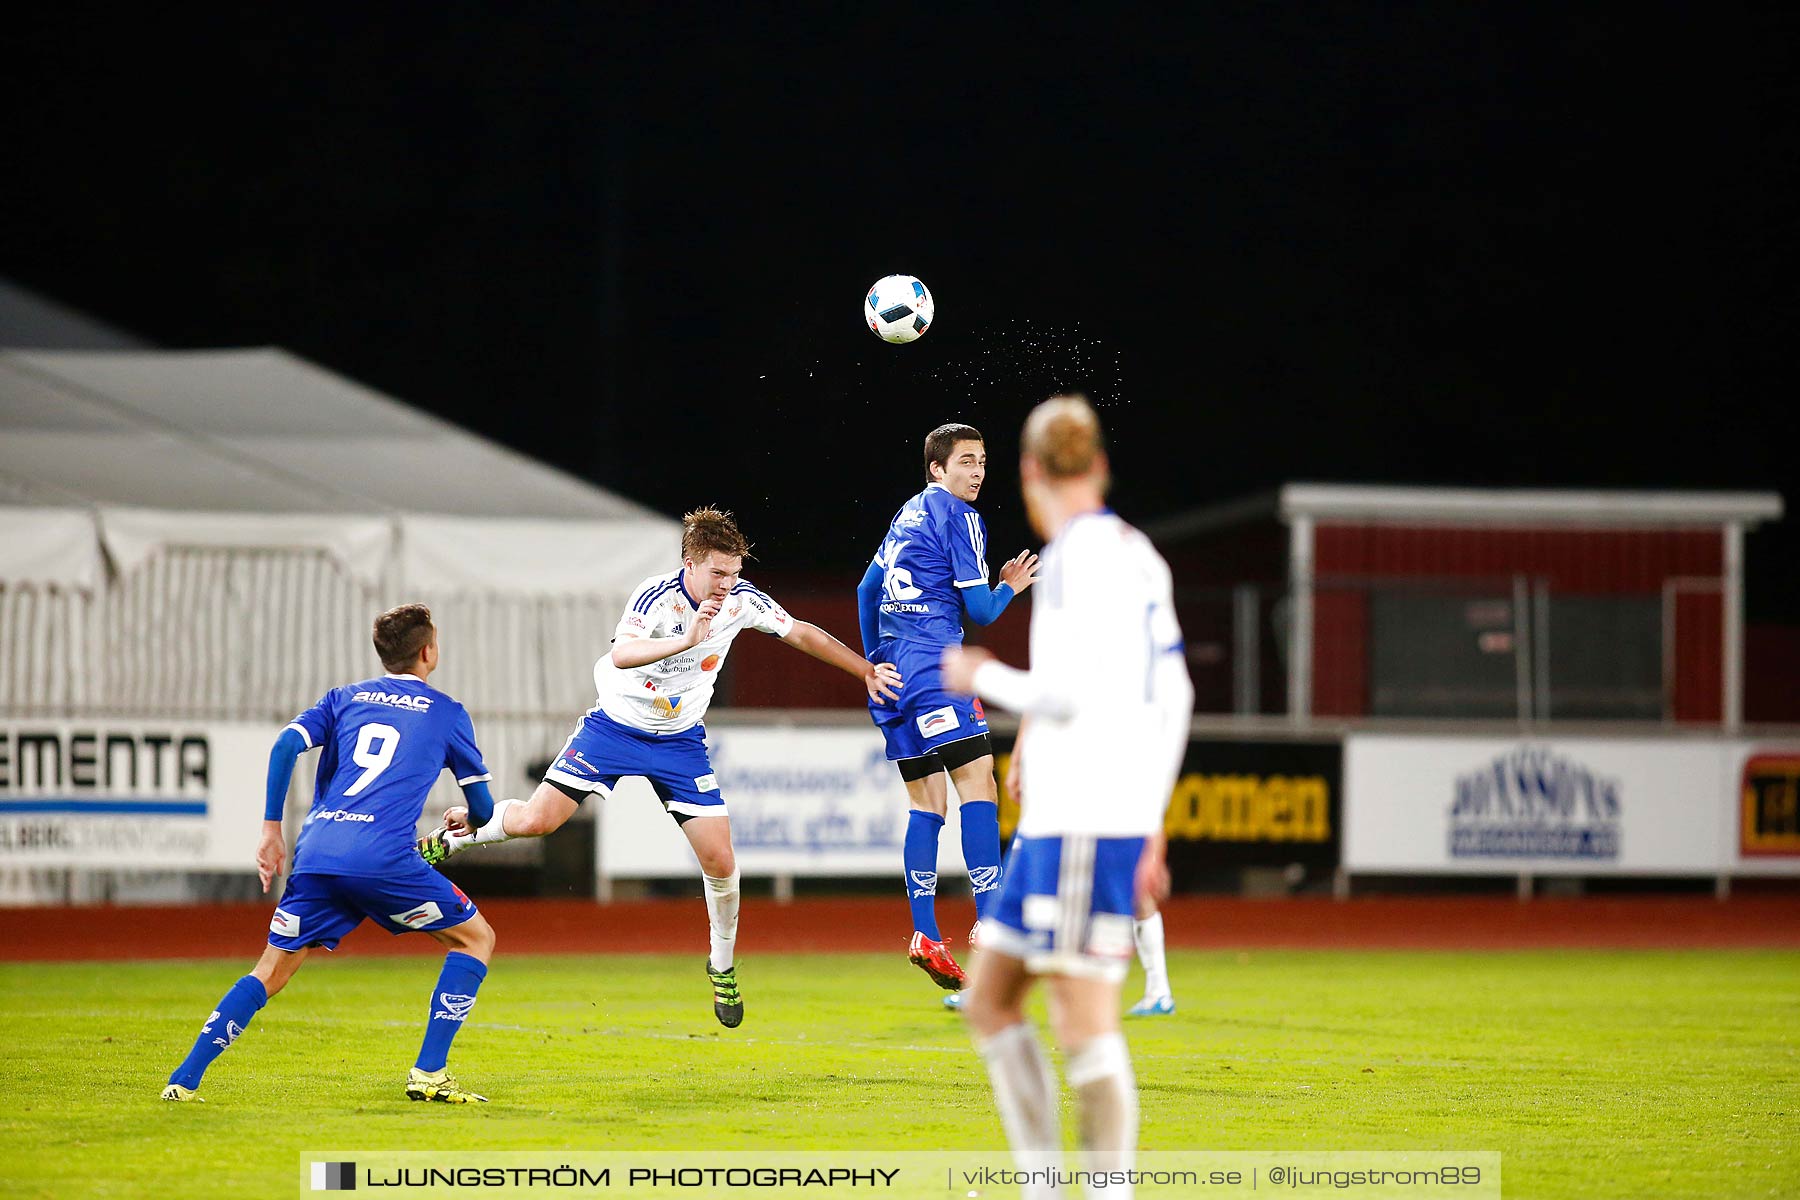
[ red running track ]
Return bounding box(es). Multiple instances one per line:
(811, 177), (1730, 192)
(2, 895), (1798, 962)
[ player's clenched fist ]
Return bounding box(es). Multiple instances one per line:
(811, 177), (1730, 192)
(441, 805), (472, 836)
(688, 597), (722, 647)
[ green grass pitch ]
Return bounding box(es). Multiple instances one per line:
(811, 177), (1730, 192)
(3, 949), (1796, 1198)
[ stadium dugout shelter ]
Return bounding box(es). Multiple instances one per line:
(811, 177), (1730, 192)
(1147, 484), (1784, 727)
(0, 340), (676, 904)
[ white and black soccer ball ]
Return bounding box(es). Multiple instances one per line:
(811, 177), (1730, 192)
(865, 274), (934, 344)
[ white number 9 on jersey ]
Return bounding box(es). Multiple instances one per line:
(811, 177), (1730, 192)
(344, 722), (401, 796)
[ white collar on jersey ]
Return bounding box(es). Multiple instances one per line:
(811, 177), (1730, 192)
(383, 672), (426, 682)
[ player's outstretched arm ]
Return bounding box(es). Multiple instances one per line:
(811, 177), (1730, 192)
(781, 620), (903, 704)
(941, 645), (1077, 720)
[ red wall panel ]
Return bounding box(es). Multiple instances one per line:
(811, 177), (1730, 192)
(1312, 525), (1722, 591)
(1672, 590), (1724, 724)
(1312, 589), (1369, 717)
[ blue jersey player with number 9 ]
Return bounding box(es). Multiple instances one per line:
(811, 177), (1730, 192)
(161, 604), (502, 1104)
(858, 423), (1039, 996)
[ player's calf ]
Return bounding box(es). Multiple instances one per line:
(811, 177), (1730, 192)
(162, 973), (270, 1099)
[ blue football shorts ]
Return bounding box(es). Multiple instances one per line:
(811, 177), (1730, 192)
(268, 861), (477, 951)
(867, 637), (990, 762)
(978, 834), (1146, 981)
(543, 709), (725, 820)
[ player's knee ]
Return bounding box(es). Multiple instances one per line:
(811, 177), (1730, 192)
(700, 846), (736, 878)
(1049, 1000), (1116, 1051)
(961, 986), (1016, 1037)
(253, 946), (302, 998)
(453, 916), (497, 961)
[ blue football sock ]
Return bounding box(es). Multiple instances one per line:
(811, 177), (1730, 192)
(415, 951), (488, 1073)
(168, 974), (267, 1090)
(960, 800), (1003, 921)
(904, 809), (946, 939)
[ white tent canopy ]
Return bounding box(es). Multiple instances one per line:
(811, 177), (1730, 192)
(0, 347), (677, 597)
(0, 345), (676, 793)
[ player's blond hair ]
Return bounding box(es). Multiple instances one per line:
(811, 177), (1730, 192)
(373, 603), (435, 672)
(1023, 394), (1105, 479)
(682, 506), (752, 561)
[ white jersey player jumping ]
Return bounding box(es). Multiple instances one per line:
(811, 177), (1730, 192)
(420, 507), (900, 1028)
(944, 395), (1194, 1198)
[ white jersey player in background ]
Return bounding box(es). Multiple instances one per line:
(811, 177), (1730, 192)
(421, 507), (900, 1027)
(944, 395), (1193, 1197)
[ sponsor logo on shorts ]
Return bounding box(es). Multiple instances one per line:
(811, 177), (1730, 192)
(432, 992), (477, 1022)
(909, 869), (938, 898)
(351, 690), (433, 712)
(1021, 895), (1059, 931)
(556, 751), (599, 777)
(390, 901), (444, 930)
(916, 706), (960, 738)
(1086, 913), (1136, 958)
(972, 698), (986, 722)
(694, 774), (719, 793)
(311, 809), (375, 823)
(270, 908), (300, 938)
(969, 865), (1001, 894)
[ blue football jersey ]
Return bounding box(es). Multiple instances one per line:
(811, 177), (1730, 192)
(283, 674), (489, 877)
(870, 483), (991, 647)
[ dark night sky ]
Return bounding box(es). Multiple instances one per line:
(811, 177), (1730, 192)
(7, 7), (1798, 618)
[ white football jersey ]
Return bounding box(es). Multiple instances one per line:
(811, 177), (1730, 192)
(973, 510), (1194, 836)
(594, 569), (795, 733)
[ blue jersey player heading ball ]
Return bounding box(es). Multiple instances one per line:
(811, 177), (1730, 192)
(161, 604), (501, 1104)
(857, 423), (1039, 995)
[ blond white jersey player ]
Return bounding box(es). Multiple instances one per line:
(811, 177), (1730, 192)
(420, 507), (900, 1028)
(944, 396), (1193, 1198)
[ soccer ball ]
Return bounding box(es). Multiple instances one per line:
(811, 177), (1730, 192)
(865, 275), (934, 344)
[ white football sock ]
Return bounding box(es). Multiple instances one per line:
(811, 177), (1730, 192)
(704, 869), (740, 971)
(1135, 910), (1170, 1000)
(977, 1022), (1063, 1196)
(1067, 1031), (1138, 1190)
(447, 797), (523, 852)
